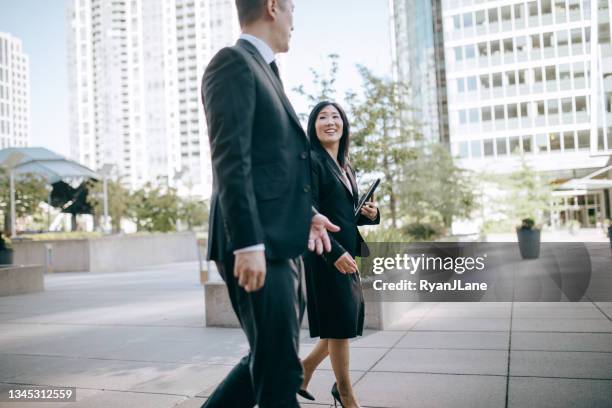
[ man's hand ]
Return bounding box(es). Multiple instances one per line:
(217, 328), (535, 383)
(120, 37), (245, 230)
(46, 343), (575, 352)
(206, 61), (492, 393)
(334, 252), (358, 274)
(234, 250), (266, 292)
(308, 213), (340, 254)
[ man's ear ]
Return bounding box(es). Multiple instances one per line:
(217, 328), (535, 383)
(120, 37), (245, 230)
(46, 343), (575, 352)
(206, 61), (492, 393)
(265, 0), (279, 20)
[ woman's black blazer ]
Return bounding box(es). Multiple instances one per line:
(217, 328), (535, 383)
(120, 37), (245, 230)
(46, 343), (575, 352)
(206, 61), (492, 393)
(310, 149), (380, 265)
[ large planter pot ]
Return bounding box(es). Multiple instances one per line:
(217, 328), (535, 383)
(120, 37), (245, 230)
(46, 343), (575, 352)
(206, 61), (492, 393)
(517, 229), (541, 259)
(0, 249), (14, 265)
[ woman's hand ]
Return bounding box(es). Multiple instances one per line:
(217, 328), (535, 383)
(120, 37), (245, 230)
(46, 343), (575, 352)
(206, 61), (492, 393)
(334, 252), (358, 274)
(360, 200), (378, 221)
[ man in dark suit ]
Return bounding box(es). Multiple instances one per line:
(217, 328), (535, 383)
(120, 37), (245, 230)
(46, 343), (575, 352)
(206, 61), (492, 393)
(201, 1), (338, 407)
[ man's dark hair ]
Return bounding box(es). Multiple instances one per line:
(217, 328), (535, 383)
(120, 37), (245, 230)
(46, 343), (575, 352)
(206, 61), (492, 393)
(236, 0), (286, 26)
(307, 101), (351, 170)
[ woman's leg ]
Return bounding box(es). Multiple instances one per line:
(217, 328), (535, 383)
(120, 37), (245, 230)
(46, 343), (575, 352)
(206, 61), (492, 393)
(328, 338), (360, 408)
(301, 339), (329, 390)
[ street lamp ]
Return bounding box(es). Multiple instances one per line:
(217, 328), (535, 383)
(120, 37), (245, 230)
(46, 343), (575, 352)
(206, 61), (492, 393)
(0, 152), (25, 237)
(99, 164), (116, 234)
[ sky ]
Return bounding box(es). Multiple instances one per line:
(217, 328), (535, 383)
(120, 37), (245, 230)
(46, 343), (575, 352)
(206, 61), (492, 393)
(0, 0), (392, 158)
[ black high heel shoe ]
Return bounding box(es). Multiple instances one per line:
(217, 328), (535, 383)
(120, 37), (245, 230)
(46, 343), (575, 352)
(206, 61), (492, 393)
(331, 382), (345, 407)
(297, 388), (315, 401)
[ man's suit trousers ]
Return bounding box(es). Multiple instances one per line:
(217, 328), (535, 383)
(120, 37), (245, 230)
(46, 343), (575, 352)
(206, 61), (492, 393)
(202, 255), (305, 408)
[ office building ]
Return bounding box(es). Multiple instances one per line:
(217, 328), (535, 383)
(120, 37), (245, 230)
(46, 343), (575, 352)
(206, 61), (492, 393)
(0, 32), (30, 149)
(67, 0), (238, 196)
(392, 0), (612, 228)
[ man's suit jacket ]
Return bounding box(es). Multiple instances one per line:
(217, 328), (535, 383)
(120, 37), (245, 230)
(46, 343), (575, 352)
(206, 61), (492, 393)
(202, 39), (312, 262)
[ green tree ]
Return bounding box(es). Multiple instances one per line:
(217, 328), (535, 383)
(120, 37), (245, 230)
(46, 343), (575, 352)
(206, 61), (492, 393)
(178, 197), (209, 230)
(505, 159), (553, 223)
(87, 177), (133, 233)
(347, 66), (421, 228)
(400, 143), (476, 231)
(127, 182), (179, 233)
(0, 168), (49, 236)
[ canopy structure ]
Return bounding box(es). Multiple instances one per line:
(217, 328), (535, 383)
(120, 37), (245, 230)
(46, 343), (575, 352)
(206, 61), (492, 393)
(0, 147), (98, 184)
(0, 147), (100, 236)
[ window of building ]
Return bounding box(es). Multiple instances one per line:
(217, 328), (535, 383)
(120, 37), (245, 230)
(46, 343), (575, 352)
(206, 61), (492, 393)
(573, 62), (585, 80)
(575, 95), (587, 112)
(482, 106), (492, 121)
(571, 28), (583, 46)
(471, 140), (482, 157)
(501, 6), (512, 23)
(454, 46), (463, 61)
(484, 139), (494, 156)
(508, 104), (518, 119)
(542, 0), (553, 15)
(488, 8), (499, 24)
(490, 40), (501, 56)
(557, 30), (569, 48)
(497, 138), (508, 155)
(463, 12), (473, 28)
(545, 65), (557, 82)
(516, 36), (527, 54)
(543, 32), (554, 48)
(503, 38), (514, 54)
(531, 33), (541, 49)
(561, 97), (573, 113)
(494, 104), (505, 120)
(467, 76), (477, 91)
(457, 78), (465, 92)
(493, 72), (503, 87)
(529, 1), (539, 17)
(550, 132), (561, 150)
(506, 71), (516, 85)
(600, 23), (612, 43)
(475, 10), (486, 28)
(523, 135), (533, 152)
(537, 100), (546, 116)
(459, 110), (467, 124)
(555, 0), (567, 21)
(509, 136), (521, 154)
(536, 134), (549, 152)
(514, 3), (525, 21)
(465, 45), (476, 59)
(459, 141), (469, 158)
(533, 67), (543, 83)
(480, 74), (490, 89)
(559, 64), (571, 81)
(469, 108), (479, 122)
(563, 131), (576, 150)
(478, 42), (488, 58)
(520, 102), (529, 117)
(577, 130), (589, 149)
(518, 69), (526, 84)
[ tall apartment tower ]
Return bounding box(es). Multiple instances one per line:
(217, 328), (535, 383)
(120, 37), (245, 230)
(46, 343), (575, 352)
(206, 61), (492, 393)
(66, 0), (238, 196)
(0, 32), (30, 149)
(389, 0), (450, 144)
(392, 0), (612, 228)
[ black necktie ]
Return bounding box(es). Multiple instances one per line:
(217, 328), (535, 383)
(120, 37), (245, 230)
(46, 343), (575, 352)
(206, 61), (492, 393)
(270, 60), (282, 86)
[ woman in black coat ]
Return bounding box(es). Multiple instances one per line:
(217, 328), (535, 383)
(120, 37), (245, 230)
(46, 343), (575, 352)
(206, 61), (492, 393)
(299, 101), (380, 408)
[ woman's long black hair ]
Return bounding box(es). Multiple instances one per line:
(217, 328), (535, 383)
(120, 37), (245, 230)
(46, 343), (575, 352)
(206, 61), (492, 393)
(306, 101), (351, 170)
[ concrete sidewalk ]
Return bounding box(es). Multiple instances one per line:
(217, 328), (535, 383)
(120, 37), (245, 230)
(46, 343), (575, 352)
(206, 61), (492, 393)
(0, 259), (611, 408)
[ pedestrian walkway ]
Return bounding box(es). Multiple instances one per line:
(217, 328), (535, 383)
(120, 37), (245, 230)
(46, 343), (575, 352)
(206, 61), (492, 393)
(0, 259), (611, 407)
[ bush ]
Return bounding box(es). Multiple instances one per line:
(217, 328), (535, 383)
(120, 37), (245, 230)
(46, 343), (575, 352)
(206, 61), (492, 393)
(0, 232), (11, 250)
(517, 218), (537, 231)
(402, 222), (443, 241)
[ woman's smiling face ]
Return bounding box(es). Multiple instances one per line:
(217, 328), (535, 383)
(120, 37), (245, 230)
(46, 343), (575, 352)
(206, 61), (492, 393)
(315, 104), (344, 147)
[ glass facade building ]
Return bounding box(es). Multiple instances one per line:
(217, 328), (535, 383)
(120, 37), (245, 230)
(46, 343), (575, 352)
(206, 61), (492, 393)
(392, 0), (612, 228)
(390, 0), (450, 144)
